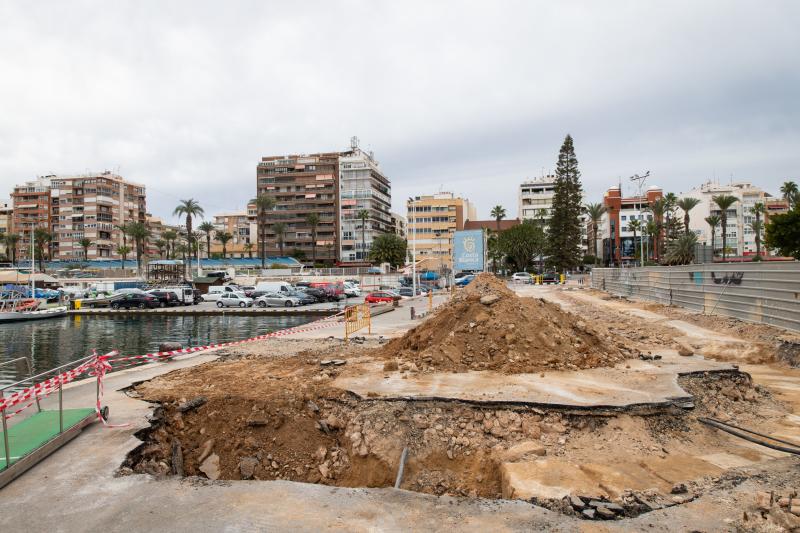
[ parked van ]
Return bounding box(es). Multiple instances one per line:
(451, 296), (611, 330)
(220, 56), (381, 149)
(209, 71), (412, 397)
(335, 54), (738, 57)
(160, 286), (197, 305)
(254, 281), (293, 294)
(202, 285), (245, 302)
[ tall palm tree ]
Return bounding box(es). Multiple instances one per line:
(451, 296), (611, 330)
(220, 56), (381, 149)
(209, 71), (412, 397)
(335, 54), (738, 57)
(115, 223), (131, 249)
(712, 194), (739, 260)
(244, 242), (254, 259)
(647, 198), (667, 261)
(645, 220), (658, 261)
(162, 229), (177, 259)
(780, 181), (798, 208)
(585, 203), (606, 264)
(198, 221), (216, 259)
(705, 215), (721, 258)
(154, 239), (166, 259)
(272, 222), (287, 256)
(628, 219), (642, 260)
(5, 233), (20, 265)
(78, 237), (93, 260)
(173, 199), (204, 263)
(357, 209), (370, 260)
(305, 213), (320, 265)
(116, 245), (131, 269)
(490, 205), (506, 233)
(752, 202), (765, 259)
(252, 194), (276, 269)
(216, 231), (233, 258)
(33, 228), (52, 272)
(127, 222), (151, 275)
(676, 197), (701, 235)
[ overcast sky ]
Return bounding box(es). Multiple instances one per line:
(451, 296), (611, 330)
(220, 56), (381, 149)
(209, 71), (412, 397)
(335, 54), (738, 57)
(1, 1), (798, 223)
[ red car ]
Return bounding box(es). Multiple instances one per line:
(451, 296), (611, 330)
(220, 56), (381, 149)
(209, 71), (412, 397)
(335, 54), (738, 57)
(364, 291), (401, 304)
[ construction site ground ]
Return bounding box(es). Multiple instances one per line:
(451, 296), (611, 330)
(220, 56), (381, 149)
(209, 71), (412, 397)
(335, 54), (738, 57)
(1, 286), (800, 531)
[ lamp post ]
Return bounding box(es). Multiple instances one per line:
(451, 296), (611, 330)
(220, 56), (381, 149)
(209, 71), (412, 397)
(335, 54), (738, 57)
(629, 171), (650, 267)
(408, 197), (417, 296)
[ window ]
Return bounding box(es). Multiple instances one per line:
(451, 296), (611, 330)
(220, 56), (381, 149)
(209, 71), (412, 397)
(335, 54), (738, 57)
(621, 216), (627, 221)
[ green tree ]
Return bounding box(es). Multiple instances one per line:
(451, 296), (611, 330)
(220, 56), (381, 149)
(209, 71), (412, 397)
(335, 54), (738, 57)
(127, 222), (151, 274)
(153, 239), (166, 259)
(664, 233), (698, 265)
(162, 229), (177, 259)
(115, 223), (131, 250)
(584, 203), (606, 265)
(780, 181), (798, 209)
(4, 233), (20, 265)
(752, 202), (765, 259)
(116, 245), (131, 269)
(368, 233), (407, 268)
(357, 209), (370, 260)
(490, 205), (507, 233)
(628, 219), (642, 260)
(198, 221), (216, 259)
(252, 194), (276, 268)
(712, 194), (739, 261)
(704, 215), (721, 259)
(78, 237), (93, 259)
(33, 228), (52, 272)
(645, 220), (658, 261)
(244, 242), (254, 258)
(677, 197), (701, 235)
(765, 206), (800, 259)
(646, 198), (667, 261)
(546, 135), (583, 271)
(216, 231), (233, 258)
(272, 222), (287, 256)
(305, 213), (320, 265)
(173, 199), (204, 263)
(499, 220), (546, 272)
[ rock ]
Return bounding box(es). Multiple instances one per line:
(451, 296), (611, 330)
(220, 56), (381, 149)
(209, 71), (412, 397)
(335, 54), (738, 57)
(197, 439), (215, 463)
(325, 414), (343, 430)
(315, 446), (327, 462)
(540, 422), (567, 434)
(199, 453), (220, 480)
(159, 342), (183, 352)
(320, 359), (346, 366)
(480, 294), (500, 306)
(383, 360), (399, 371)
(500, 441), (546, 462)
(755, 491), (772, 511)
(246, 414), (269, 426)
(307, 401), (320, 413)
(791, 506), (800, 517)
(581, 508), (596, 519)
(671, 483), (688, 494)
(318, 463), (330, 478)
(570, 494), (586, 510)
(177, 396), (207, 413)
(595, 506), (616, 519)
(171, 439), (184, 476)
(239, 457), (259, 480)
(521, 419), (541, 439)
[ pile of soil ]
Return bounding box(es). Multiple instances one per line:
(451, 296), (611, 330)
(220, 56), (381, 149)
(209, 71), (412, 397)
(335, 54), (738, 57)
(378, 273), (636, 373)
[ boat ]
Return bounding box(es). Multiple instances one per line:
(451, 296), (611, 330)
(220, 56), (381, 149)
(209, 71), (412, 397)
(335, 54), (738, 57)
(0, 296), (68, 322)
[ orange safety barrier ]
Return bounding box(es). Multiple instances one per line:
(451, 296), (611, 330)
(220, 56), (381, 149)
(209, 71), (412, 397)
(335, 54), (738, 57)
(344, 303), (371, 341)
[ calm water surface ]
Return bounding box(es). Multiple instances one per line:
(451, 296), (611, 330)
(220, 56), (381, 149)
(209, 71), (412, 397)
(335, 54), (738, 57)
(0, 314), (314, 387)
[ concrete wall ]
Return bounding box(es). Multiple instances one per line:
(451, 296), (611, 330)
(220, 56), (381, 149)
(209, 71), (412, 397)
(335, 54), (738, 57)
(591, 262), (800, 332)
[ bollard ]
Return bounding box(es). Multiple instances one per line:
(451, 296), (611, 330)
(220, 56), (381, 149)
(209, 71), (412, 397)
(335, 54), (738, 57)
(410, 306), (416, 320)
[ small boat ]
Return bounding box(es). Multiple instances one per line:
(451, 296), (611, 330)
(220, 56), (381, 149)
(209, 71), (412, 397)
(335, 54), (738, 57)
(0, 292), (67, 323)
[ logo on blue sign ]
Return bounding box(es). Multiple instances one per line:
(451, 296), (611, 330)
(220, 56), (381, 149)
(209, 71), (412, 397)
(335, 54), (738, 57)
(453, 230), (484, 271)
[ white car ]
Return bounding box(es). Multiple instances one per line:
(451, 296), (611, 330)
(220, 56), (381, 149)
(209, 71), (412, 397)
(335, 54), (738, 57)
(254, 292), (302, 308)
(511, 272), (532, 283)
(216, 293), (254, 308)
(343, 282), (360, 297)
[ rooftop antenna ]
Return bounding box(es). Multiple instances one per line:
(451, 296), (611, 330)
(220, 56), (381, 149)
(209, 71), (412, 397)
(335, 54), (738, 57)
(350, 136), (359, 150)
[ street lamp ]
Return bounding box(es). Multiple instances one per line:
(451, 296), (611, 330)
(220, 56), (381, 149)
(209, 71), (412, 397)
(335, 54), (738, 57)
(629, 171), (650, 267)
(408, 197), (417, 296)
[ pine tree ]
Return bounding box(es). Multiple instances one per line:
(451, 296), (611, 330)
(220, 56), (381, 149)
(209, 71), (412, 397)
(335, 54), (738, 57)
(546, 135), (584, 271)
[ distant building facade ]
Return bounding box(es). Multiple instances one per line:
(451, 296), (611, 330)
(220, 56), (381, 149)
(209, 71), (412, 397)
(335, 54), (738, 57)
(406, 192), (476, 270)
(600, 185), (663, 265)
(210, 210), (253, 258)
(390, 211), (407, 238)
(0, 199), (12, 259)
(11, 172), (146, 261)
(462, 219), (521, 232)
(518, 175), (557, 223)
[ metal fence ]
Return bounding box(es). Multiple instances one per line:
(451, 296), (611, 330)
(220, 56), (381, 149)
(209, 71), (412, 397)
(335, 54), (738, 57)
(590, 262), (800, 332)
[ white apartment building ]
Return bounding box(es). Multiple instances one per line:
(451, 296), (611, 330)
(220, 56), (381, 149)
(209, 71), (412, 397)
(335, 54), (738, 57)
(519, 174), (589, 254)
(680, 181), (774, 256)
(338, 138), (393, 263)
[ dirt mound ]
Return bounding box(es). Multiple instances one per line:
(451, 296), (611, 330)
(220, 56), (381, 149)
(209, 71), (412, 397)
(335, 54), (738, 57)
(378, 273), (635, 373)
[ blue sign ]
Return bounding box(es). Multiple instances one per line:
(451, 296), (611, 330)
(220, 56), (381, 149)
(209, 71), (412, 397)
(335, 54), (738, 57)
(453, 230), (485, 271)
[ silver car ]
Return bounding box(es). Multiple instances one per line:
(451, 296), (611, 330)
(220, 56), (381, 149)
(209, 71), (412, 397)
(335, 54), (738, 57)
(216, 293), (254, 308)
(255, 291), (302, 308)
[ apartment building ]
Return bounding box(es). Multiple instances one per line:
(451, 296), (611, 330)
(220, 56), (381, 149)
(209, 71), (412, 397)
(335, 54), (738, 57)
(209, 210), (253, 257)
(338, 139), (393, 263)
(680, 181), (777, 256)
(390, 211), (407, 238)
(600, 185), (663, 265)
(518, 175), (557, 222)
(256, 153), (340, 264)
(0, 199), (12, 259)
(406, 192), (476, 270)
(11, 172), (147, 261)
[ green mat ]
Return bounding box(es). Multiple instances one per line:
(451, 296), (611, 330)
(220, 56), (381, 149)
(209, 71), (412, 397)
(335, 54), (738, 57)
(0, 408), (95, 469)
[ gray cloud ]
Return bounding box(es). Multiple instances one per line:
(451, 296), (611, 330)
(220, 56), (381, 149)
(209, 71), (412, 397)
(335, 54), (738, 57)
(1, 0), (798, 222)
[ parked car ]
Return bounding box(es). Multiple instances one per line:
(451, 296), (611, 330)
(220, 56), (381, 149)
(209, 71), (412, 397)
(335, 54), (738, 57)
(216, 293), (254, 308)
(111, 293), (160, 309)
(255, 292), (303, 308)
(239, 286), (256, 297)
(365, 291), (402, 304)
(146, 290), (180, 307)
(255, 281), (293, 294)
(455, 275), (475, 287)
(542, 272), (561, 284)
(343, 282), (360, 297)
(286, 290), (316, 305)
(309, 282), (345, 301)
(511, 272), (532, 283)
(397, 287), (428, 298)
(202, 285), (243, 302)
(296, 287), (329, 303)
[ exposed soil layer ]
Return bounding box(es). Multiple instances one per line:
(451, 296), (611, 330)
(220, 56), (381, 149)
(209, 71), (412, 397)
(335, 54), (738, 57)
(375, 274), (637, 373)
